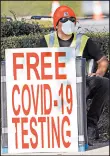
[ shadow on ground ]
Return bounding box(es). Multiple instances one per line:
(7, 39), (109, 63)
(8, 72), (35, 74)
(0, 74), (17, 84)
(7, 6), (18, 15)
(88, 140), (109, 151)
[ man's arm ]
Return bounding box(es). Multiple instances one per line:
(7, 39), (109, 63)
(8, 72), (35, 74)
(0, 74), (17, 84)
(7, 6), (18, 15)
(89, 56), (109, 77)
(84, 38), (109, 77)
(96, 56), (109, 77)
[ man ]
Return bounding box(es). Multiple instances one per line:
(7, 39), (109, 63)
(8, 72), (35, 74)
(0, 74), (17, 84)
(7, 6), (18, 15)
(39, 6), (109, 145)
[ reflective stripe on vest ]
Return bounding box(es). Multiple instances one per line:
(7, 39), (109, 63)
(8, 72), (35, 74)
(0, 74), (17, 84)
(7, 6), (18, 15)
(45, 31), (94, 73)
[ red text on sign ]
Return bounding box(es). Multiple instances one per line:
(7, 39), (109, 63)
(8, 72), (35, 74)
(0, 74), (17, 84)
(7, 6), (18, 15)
(13, 52), (67, 80)
(12, 83), (73, 115)
(12, 116), (71, 149)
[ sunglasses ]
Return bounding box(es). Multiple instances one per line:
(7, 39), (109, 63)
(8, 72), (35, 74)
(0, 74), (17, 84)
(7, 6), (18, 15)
(59, 17), (76, 23)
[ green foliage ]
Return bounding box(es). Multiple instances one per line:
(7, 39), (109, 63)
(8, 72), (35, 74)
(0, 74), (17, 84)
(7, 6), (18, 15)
(1, 15), (8, 22)
(26, 19), (53, 28)
(1, 20), (52, 37)
(1, 34), (42, 60)
(86, 32), (109, 59)
(9, 10), (17, 21)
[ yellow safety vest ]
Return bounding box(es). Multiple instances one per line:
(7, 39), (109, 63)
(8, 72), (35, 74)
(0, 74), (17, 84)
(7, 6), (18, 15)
(44, 31), (94, 73)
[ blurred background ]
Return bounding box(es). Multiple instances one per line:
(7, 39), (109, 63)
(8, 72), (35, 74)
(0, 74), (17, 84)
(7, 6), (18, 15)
(1, 1), (109, 32)
(1, 1), (83, 17)
(1, 1), (109, 18)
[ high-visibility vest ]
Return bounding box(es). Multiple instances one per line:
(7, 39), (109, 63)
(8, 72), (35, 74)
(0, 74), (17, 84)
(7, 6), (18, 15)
(44, 31), (94, 73)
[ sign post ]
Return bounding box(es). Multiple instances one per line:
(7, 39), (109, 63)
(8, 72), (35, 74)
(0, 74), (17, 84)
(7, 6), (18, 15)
(1, 61), (8, 153)
(4, 47), (79, 154)
(76, 57), (88, 151)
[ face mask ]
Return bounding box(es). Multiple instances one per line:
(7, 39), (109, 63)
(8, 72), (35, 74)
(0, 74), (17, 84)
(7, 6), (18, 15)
(62, 20), (76, 35)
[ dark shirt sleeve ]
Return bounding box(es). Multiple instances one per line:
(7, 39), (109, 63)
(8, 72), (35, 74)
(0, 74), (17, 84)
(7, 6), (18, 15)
(39, 37), (48, 47)
(83, 38), (105, 61)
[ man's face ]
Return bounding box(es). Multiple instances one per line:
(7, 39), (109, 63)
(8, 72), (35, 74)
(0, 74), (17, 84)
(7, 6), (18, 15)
(56, 16), (69, 32)
(56, 16), (76, 33)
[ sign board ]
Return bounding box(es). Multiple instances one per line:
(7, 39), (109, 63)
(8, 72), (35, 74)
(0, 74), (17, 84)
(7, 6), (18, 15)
(5, 47), (78, 154)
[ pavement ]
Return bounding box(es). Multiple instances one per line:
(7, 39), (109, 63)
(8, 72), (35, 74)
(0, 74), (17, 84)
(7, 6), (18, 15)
(1, 142), (109, 155)
(77, 17), (109, 33)
(1, 146), (109, 155)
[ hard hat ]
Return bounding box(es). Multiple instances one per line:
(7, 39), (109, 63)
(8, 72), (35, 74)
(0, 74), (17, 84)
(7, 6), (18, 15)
(53, 5), (76, 29)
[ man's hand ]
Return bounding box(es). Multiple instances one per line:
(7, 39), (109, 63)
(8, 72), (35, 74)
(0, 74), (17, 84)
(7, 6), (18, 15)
(88, 56), (109, 77)
(88, 73), (101, 77)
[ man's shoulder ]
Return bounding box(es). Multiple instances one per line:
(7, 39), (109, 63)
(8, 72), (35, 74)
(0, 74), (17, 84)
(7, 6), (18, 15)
(40, 36), (46, 42)
(76, 33), (90, 40)
(39, 36), (48, 47)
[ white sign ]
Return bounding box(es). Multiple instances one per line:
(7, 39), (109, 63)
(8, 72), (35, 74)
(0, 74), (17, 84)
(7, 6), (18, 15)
(5, 47), (78, 154)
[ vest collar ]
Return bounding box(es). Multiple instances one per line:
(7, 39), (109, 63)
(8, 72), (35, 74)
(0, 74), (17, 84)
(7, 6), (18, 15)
(54, 31), (76, 48)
